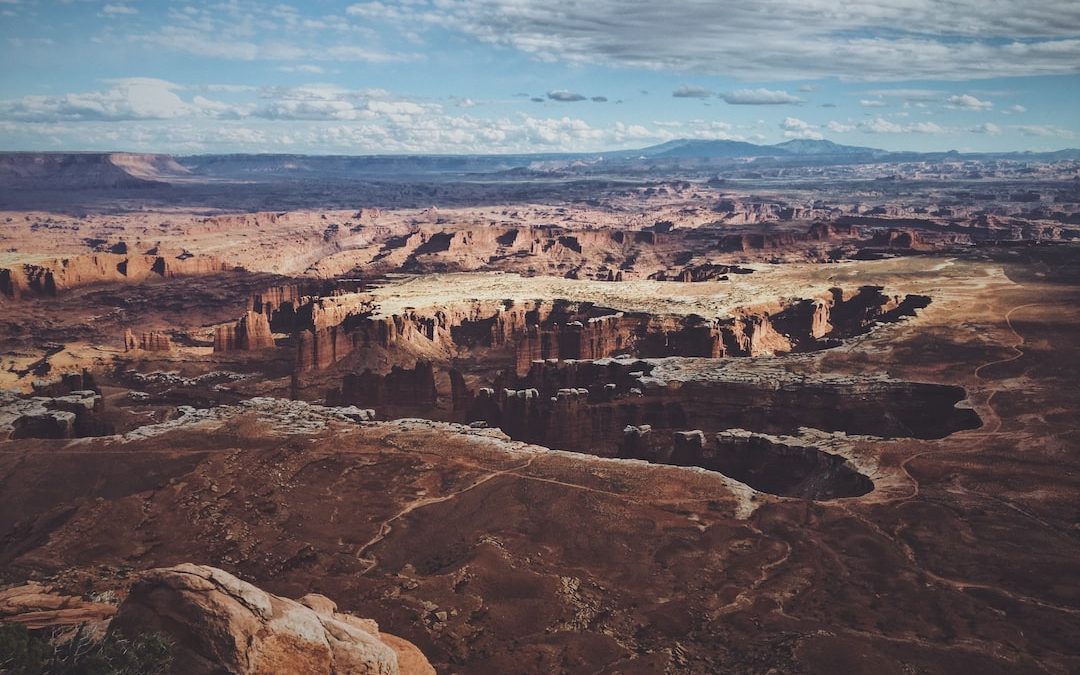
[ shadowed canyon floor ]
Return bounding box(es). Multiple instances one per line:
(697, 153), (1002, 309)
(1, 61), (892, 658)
(0, 159), (1078, 673)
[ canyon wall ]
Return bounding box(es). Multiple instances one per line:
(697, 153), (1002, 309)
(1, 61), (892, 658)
(0, 253), (230, 299)
(464, 360), (980, 457)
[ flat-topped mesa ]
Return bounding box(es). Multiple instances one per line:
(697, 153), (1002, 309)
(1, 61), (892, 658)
(711, 221), (859, 253)
(0, 152), (187, 190)
(0, 253), (230, 299)
(124, 329), (173, 353)
(291, 284), (932, 391)
(214, 311), (275, 352)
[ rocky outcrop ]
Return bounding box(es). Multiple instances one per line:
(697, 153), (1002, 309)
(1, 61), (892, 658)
(0, 582), (116, 630)
(250, 283), (306, 332)
(124, 328), (174, 352)
(1, 389), (107, 440)
(214, 311), (275, 352)
(30, 370), (96, 397)
(647, 263), (753, 282)
(871, 228), (925, 249)
(111, 564), (434, 675)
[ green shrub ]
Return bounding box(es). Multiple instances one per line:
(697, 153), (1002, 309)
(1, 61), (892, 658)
(0, 622), (50, 674)
(0, 622), (173, 675)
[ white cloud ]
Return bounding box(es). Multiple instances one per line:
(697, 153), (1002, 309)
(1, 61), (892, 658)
(1002, 104), (1027, 114)
(1013, 124), (1075, 139)
(123, 2), (415, 63)
(827, 120), (856, 133)
(0, 78), (203, 122)
(547, 90), (587, 102)
(780, 116), (823, 140)
(366, 100), (426, 116)
(970, 122), (1002, 135)
(278, 65), (326, 74)
(945, 94), (993, 110)
(863, 89), (944, 102)
(672, 85), (712, 99)
(860, 117), (947, 134)
(860, 99), (888, 108)
(0, 95), (757, 154)
(100, 4), (137, 16)
(721, 88), (801, 105)
(344, 0), (1080, 81)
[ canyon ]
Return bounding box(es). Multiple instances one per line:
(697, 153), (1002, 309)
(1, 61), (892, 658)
(0, 152), (1077, 673)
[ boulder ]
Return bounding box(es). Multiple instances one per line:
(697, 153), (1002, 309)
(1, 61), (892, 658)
(111, 563), (434, 675)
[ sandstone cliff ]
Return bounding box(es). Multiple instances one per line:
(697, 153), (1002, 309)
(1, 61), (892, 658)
(214, 311), (275, 352)
(0, 253), (230, 299)
(124, 329), (173, 352)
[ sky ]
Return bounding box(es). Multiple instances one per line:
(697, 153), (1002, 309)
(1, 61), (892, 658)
(0, 0), (1078, 155)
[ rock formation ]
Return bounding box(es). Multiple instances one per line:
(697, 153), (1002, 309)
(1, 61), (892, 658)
(124, 328), (174, 352)
(0, 582), (116, 630)
(705, 429), (873, 499)
(1, 388), (107, 440)
(459, 357), (981, 457)
(0, 253), (229, 299)
(331, 361), (438, 409)
(214, 311), (275, 352)
(111, 563), (434, 675)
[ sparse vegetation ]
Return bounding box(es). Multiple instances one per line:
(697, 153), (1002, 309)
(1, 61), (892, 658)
(0, 622), (173, 675)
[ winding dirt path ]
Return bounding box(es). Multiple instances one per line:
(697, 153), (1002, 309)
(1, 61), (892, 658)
(892, 302), (1041, 502)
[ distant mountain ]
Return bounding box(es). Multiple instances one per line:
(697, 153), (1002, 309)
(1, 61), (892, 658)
(772, 139), (883, 156)
(2, 142), (1076, 193)
(620, 139), (773, 159)
(181, 152), (580, 178)
(611, 138), (891, 161)
(607, 138), (1080, 164)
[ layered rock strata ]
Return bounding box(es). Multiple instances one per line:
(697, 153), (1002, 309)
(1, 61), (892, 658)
(0, 253), (229, 298)
(214, 311), (275, 352)
(124, 329), (174, 352)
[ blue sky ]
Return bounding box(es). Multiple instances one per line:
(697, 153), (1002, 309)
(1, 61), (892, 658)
(1, 0), (1078, 154)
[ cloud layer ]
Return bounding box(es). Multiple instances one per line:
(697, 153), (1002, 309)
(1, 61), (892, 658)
(348, 0), (1080, 80)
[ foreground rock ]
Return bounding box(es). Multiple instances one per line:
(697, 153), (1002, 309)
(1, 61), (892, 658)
(111, 563), (434, 675)
(0, 581), (115, 630)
